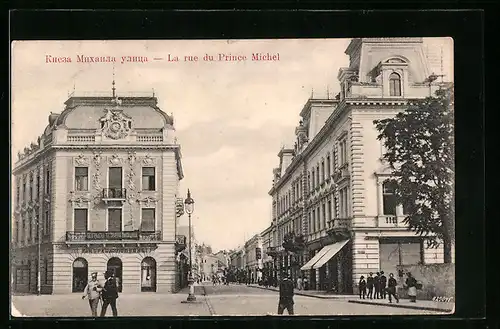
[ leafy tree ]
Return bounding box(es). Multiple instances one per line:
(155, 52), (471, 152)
(282, 231), (307, 283)
(374, 86), (454, 263)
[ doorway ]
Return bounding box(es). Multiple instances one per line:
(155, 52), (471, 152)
(72, 258), (88, 292)
(141, 257), (157, 292)
(107, 257), (123, 292)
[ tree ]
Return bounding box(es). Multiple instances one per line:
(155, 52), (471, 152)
(374, 86), (455, 263)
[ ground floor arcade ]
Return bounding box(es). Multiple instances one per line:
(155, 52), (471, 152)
(11, 242), (184, 294)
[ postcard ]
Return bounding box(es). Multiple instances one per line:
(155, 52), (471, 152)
(10, 38), (454, 317)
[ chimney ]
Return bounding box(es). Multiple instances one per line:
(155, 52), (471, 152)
(278, 148), (295, 177)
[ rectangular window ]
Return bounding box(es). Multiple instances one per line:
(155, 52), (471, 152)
(36, 175), (40, 199)
(316, 165), (320, 186)
(109, 167), (123, 189)
(311, 210), (316, 232)
(326, 156), (331, 177)
(317, 206), (321, 231)
(16, 181), (20, 205)
(15, 220), (19, 243)
(44, 258), (48, 284)
(321, 161), (325, 183)
(45, 169), (50, 194)
(29, 174), (33, 201)
(75, 167), (89, 191)
(339, 188), (349, 218)
(44, 210), (49, 235)
(28, 216), (32, 241)
(22, 178), (26, 202)
(141, 208), (156, 232)
(327, 200), (332, 223)
(311, 170), (315, 190)
(322, 203), (326, 229)
(108, 208), (122, 232)
(142, 167), (156, 191)
(339, 139), (348, 165)
(383, 182), (398, 215)
(74, 209), (88, 232)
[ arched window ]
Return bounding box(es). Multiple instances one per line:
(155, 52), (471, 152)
(141, 257), (157, 292)
(389, 72), (402, 96)
(72, 258), (88, 292)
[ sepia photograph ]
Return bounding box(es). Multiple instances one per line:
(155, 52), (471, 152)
(10, 37), (455, 317)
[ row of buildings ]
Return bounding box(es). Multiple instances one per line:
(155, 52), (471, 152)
(234, 38), (454, 294)
(11, 84), (198, 294)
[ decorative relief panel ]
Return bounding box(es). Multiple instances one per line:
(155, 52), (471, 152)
(137, 193), (158, 207)
(69, 191), (92, 208)
(74, 154), (90, 166)
(142, 154), (156, 166)
(99, 107), (133, 140)
(108, 154), (123, 166)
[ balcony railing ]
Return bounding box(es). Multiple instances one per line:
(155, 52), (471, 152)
(377, 215), (409, 228)
(102, 188), (127, 199)
(66, 230), (162, 241)
(327, 217), (352, 231)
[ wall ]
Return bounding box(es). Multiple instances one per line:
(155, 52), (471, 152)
(396, 263), (455, 301)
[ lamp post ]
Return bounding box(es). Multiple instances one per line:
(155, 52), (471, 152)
(183, 189), (196, 302)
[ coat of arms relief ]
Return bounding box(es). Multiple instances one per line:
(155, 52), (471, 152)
(99, 106), (133, 140)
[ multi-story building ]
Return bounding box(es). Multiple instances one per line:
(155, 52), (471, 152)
(200, 254), (220, 281)
(229, 247), (244, 270)
(244, 235), (263, 283)
(12, 87), (185, 294)
(259, 226), (274, 280)
(266, 38), (450, 293)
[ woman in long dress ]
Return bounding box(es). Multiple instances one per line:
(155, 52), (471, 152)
(405, 272), (418, 302)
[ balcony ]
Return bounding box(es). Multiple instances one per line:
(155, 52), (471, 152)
(332, 164), (350, 183)
(102, 188), (127, 205)
(175, 235), (187, 253)
(326, 217), (352, 238)
(66, 230), (162, 242)
(376, 215), (409, 228)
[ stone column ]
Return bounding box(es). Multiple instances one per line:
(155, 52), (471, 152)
(377, 180), (384, 217)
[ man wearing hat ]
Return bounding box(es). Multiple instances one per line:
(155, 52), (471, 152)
(100, 269), (119, 317)
(277, 273), (295, 315)
(82, 272), (103, 317)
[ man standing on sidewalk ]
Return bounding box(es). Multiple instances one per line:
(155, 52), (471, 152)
(82, 272), (102, 317)
(379, 271), (387, 299)
(277, 274), (295, 315)
(387, 273), (399, 303)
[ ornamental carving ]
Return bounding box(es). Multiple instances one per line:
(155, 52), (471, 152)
(128, 151), (137, 166)
(99, 108), (133, 140)
(127, 171), (136, 190)
(74, 154), (90, 166)
(137, 196), (158, 208)
(142, 154), (156, 166)
(127, 192), (136, 205)
(93, 172), (101, 191)
(69, 191), (92, 207)
(108, 154), (123, 166)
(93, 152), (103, 168)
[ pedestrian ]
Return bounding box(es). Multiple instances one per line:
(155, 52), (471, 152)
(387, 273), (400, 303)
(405, 272), (418, 303)
(296, 277), (303, 290)
(366, 272), (374, 299)
(358, 275), (367, 299)
(374, 272), (381, 299)
(82, 272), (102, 317)
(100, 270), (119, 317)
(277, 274), (295, 315)
(379, 271), (387, 299)
(303, 276), (309, 291)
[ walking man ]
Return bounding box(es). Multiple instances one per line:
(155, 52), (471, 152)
(296, 276), (303, 290)
(379, 271), (387, 299)
(277, 274), (295, 315)
(374, 272), (381, 299)
(82, 272), (102, 317)
(387, 273), (400, 303)
(358, 275), (367, 299)
(100, 270), (119, 317)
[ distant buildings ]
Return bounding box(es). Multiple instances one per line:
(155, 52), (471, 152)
(12, 88), (185, 294)
(241, 38), (452, 294)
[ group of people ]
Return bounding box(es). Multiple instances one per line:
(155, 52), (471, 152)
(295, 276), (309, 291)
(81, 270), (120, 317)
(358, 271), (419, 303)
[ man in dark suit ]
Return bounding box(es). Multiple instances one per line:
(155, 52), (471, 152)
(100, 270), (119, 317)
(379, 271), (387, 299)
(277, 273), (295, 315)
(374, 272), (381, 299)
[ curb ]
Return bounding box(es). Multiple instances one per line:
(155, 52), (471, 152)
(347, 299), (453, 313)
(248, 285), (352, 300)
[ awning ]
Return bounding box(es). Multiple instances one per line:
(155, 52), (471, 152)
(300, 245), (332, 271)
(311, 239), (350, 270)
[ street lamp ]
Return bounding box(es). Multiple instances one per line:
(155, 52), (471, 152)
(183, 189), (196, 303)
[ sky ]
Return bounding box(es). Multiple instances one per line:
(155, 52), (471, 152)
(11, 38), (453, 252)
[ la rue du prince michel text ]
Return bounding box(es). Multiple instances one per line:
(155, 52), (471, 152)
(45, 52), (280, 64)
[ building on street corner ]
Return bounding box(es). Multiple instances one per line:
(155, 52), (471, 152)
(263, 38), (452, 294)
(243, 235), (263, 284)
(12, 85), (185, 294)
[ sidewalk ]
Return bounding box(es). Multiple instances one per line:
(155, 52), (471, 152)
(348, 298), (454, 313)
(248, 284), (353, 300)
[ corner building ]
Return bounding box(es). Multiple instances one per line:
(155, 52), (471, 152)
(12, 92), (184, 294)
(268, 38), (449, 294)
